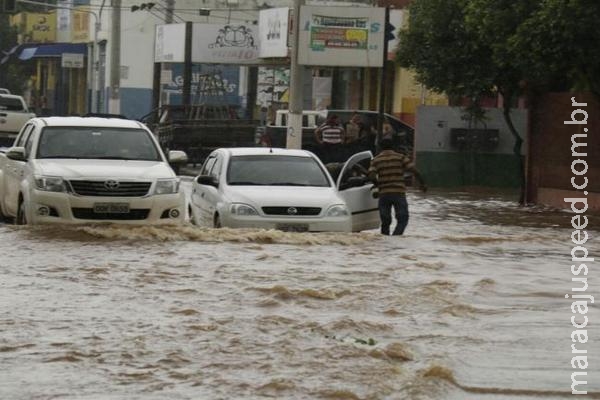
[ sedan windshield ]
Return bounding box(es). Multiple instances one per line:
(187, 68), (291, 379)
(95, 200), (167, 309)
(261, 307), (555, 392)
(227, 155), (331, 187)
(37, 127), (161, 161)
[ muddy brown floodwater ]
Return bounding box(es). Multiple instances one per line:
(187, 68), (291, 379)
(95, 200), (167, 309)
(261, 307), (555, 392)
(1, 189), (598, 400)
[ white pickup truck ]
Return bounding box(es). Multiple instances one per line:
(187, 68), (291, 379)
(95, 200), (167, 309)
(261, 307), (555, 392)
(0, 116), (188, 225)
(0, 94), (35, 147)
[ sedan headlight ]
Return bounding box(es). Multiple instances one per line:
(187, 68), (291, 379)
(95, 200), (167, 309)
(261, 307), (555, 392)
(326, 204), (349, 217)
(154, 178), (180, 195)
(230, 203), (258, 216)
(34, 175), (66, 192)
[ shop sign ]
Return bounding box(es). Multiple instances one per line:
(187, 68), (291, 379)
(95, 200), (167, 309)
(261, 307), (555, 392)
(62, 52), (84, 68)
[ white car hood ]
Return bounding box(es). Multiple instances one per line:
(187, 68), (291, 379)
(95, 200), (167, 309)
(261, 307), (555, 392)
(34, 159), (175, 179)
(225, 185), (342, 207)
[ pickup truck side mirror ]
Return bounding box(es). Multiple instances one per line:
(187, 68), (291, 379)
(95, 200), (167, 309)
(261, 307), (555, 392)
(168, 150), (188, 164)
(195, 175), (218, 188)
(6, 146), (26, 162)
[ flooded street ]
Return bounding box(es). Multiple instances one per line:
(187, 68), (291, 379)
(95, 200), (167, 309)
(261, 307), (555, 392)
(1, 188), (598, 400)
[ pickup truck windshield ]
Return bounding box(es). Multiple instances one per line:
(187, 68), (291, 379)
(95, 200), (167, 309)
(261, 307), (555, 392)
(227, 155), (330, 187)
(37, 127), (161, 161)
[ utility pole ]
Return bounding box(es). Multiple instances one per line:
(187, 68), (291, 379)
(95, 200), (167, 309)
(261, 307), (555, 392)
(109, 0), (121, 114)
(286, 0), (304, 149)
(376, 6), (390, 151)
(158, 0), (175, 109)
(183, 21), (192, 106)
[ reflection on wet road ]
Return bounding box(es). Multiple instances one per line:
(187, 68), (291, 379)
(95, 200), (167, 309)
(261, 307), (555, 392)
(1, 190), (598, 399)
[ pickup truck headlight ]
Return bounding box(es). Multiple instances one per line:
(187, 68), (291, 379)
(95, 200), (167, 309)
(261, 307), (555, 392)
(154, 178), (180, 195)
(34, 175), (66, 192)
(230, 203), (258, 216)
(326, 204), (349, 217)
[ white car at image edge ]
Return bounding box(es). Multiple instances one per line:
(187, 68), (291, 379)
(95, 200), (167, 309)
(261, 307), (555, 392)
(0, 116), (188, 225)
(189, 147), (380, 232)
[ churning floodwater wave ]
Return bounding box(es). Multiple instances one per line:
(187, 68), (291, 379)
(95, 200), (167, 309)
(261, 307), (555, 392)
(1, 190), (598, 399)
(10, 224), (379, 246)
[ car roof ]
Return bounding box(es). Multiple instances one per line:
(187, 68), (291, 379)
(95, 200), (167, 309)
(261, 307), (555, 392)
(223, 147), (314, 158)
(37, 116), (145, 129)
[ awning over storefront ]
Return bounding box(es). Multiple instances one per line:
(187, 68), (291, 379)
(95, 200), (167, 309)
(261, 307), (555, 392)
(18, 43), (87, 60)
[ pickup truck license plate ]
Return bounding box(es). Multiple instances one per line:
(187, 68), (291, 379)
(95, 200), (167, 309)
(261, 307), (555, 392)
(93, 203), (130, 214)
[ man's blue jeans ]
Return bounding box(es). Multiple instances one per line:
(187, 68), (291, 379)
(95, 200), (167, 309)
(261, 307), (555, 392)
(378, 193), (409, 235)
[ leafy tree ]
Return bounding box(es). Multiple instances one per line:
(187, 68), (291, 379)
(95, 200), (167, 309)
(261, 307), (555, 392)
(398, 0), (600, 203)
(396, 0), (549, 204)
(511, 0), (600, 99)
(461, 0), (541, 203)
(396, 0), (495, 100)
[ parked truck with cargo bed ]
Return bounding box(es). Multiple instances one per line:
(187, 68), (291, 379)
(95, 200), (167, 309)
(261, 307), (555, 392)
(144, 104), (261, 165)
(0, 94), (35, 147)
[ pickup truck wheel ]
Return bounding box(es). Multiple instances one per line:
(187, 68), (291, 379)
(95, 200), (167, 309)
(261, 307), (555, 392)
(214, 214), (221, 229)
(188, 205), (196, 225)
(0, 205), (12, 224)
(16, 201), (27, 225)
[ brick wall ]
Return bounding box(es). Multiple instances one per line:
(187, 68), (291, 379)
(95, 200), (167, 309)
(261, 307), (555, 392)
(527, 92), (600, 211)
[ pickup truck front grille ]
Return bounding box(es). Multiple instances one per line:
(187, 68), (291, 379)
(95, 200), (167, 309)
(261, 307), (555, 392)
(68, 180), (151, 197)
(71, 208), (150, 220)
(261, 207), (322, 216)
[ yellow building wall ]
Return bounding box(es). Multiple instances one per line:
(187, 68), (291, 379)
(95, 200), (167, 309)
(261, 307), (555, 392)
(391, 66), (448, 125)
(387, 8), (448, 125)
(362, 68), (380, 111)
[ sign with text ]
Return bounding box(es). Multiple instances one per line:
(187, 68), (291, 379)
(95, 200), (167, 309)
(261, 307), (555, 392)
(154, 22), (287, 65)
(298, 6), (385, 67)
(258, 8), (289, 58)
(192, 23), (260, 64)
(163, 64), (241, 106)
(154, 23), (186, 63)
(56, 0), (72, 42)
(62, 52), (84, 68)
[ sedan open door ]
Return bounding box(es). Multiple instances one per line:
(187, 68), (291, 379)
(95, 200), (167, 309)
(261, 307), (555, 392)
(336, 151), (379, 232)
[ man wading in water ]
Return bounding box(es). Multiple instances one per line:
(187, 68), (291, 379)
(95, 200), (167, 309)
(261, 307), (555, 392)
(368, 138), (427, 235)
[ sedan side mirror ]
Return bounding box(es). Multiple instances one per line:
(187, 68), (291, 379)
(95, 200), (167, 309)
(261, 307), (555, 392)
(196, 175), (218, 187)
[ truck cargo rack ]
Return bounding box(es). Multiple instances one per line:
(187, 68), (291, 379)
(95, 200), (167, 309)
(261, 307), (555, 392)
(146, 104), (260, 165)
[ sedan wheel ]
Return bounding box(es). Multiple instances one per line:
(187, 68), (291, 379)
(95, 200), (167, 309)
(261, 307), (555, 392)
(0, 204), (10, 223)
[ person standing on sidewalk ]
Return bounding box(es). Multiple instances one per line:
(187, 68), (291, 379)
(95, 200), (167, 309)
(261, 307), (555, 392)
(315, 114), (345, 163)
(368, 138), (427, 235)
